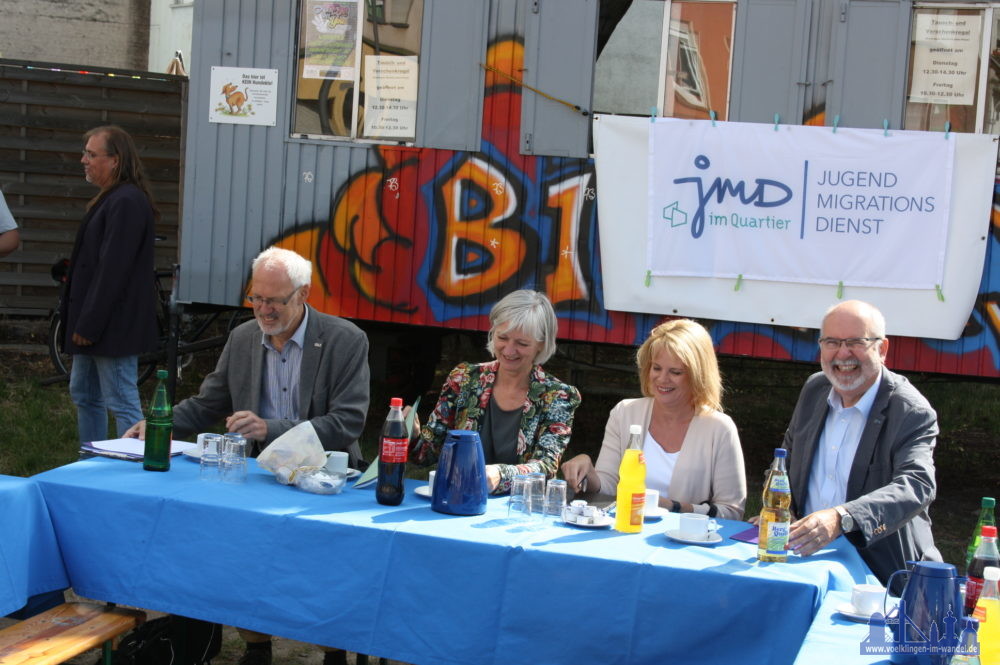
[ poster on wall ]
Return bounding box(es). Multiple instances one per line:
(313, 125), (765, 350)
(302, 0), (359, 80)
(209, 67), (279, 126)
(646, 119), (954, 289)
(909, 11), (982, 104)
(362, 55), (418, 139)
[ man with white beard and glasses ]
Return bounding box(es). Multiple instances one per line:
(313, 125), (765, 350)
(781, 300), (940, 590)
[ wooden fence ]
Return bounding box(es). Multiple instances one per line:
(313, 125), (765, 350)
(0, 59), (185, 315)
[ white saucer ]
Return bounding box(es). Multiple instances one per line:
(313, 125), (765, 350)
(563, 514), (613, 529)
(835, 602), (886, 623)
(643, 506), (669, 521)
(414, 485), (432, 499)
(665, 529), (723, 546)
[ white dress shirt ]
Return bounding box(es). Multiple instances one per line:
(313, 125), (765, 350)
(804, 369), (882, 516)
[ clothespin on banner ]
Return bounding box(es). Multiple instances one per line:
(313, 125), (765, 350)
(710, 110), (717, 127)
(650, 107), (657, 124)
(837, 281), (845, 299)
(944, 121), (951, 140)
(883, 119), (890, 137)
(774, 113), (781, 131)
(734, 274), (744, 292)
(832, 115), (840, 134)
(935, 284), (946, 302)
(644, 270), (652, 287)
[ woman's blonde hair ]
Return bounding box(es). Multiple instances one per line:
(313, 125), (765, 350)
(635, 319), (723, 412)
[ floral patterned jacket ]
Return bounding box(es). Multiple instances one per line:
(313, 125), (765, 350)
(412, 360), (582, 494)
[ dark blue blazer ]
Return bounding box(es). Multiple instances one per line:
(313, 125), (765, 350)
(61, 183), (158, 357)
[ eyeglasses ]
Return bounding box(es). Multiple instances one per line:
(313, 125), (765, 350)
(818, 337), (883, 350)
(246, 288), (300, 308)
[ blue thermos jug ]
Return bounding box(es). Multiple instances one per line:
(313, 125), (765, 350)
(885, 561), (964, 665)
(432, 430), (488, 516)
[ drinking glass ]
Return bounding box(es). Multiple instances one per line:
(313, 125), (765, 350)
(543, 479), (567, 521)
(508, 474), (532, 521)
(199, 433), (223, 481)
(221, 433), (247, 484)
(526, 472), (546, 515)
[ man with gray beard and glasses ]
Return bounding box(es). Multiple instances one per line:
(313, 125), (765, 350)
(781, 300), (940, 590)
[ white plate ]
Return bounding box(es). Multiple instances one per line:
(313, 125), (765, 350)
(608, 506), (667, 522)
(414, 485), (432, 499)
(563, 514), (614, 529)
(664, 529), (723, 546)
(182, 448), (202, 460)
(643, 506), (669, 521)
(835, 602), (887, 623)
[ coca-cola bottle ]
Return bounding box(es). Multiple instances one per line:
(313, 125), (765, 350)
(965, 524), (1000, 614)
(376, 397), (407, 506)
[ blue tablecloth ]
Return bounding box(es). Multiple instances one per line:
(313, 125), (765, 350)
(35, 458), (876, 665)
(794, 591), (893, 665)
(0, 475), (69, 616)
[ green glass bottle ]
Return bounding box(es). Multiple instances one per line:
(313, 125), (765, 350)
(967, 497), (997, 574)
(143, 369), (173, 472)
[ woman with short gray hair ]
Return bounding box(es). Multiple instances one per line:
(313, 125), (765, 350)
(412, 290), (581, 494)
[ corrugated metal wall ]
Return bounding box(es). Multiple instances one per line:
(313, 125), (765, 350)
(177, 0), (1000, 378)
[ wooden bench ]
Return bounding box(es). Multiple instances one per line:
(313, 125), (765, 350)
(0, 602), (145, 665)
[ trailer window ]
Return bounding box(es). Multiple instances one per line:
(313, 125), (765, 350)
(904, 3), (1000, 134)
(292, 0), (423, 142)
(593, 0), (735, 120)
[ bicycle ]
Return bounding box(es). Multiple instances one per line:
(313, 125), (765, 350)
(46, 262), (251, 385)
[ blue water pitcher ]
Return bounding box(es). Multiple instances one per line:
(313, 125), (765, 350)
(432, 430), (488, 516)
(885, 561), (964, 665)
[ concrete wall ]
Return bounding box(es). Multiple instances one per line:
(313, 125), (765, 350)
(0, 0), (150, 70)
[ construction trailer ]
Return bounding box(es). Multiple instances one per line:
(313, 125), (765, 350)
(174, 0), (1000, 379)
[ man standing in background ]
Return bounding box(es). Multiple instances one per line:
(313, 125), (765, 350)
(61, 125), (158, 442)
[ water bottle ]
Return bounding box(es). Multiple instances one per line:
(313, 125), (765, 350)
(757, 448), (792, 562)
(376, 397), (407, 505)
(614, 424), (645, 533)
(966, 497), (996, 573)
(143, 369), (172, 472)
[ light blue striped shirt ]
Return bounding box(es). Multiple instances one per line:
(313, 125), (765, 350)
(804, 369), (882, 516)
(258, 307), (308, 421)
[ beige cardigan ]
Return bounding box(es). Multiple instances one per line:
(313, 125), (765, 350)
(594, 397), (747, 520)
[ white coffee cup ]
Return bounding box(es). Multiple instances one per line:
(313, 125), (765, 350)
(428, 470), (436, 495)
(325, 450), (349, 474)
(678, 513), (716, 541)
(851, 583), (885, 616)
(644, 489), (660, 512)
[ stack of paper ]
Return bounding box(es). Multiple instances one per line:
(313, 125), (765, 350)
(80, 438), (196, 462)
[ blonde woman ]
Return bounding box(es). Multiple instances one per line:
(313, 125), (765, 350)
(561, 319), (746, 520)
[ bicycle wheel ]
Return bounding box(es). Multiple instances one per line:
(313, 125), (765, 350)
(47, 313), (71, 379)
(48, 311), (158, 385)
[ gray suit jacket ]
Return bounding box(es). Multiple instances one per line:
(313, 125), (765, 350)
(173, 306), (370, 465)
(783, 368), (940, 587)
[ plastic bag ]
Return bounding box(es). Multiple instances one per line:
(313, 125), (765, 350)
(256, 421), (328, 485)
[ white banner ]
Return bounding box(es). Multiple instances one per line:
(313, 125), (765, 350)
(648, 119), (955, 289)
(594, 115), (998, 340)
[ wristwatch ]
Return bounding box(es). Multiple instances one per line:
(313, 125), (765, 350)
(835, 505), (855, 533)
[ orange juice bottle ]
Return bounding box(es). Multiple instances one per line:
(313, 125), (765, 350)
(972, 566), (999, 664)
(614, 425), (646, 533)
